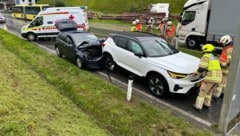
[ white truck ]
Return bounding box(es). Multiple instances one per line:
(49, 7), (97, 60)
(177, 0), (240, 49)
(21, 7), (89, 41)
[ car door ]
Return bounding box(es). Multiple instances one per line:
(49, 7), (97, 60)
(123, 39), (146, 76)
(64, 36), (76, 60)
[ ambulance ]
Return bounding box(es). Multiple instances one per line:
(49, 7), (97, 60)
(21, 7), (89, 41)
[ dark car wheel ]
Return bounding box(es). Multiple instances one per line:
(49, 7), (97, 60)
(76, 57), (83, 69)
(103, 54), (115, 71)
(55, 46), (62, 57)
(27, 33), (36, 41)
(147, 74), (169, 97)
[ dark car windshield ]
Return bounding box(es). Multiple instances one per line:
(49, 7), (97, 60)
(72, 33), (98, 46)
(141, 37), (179, 57)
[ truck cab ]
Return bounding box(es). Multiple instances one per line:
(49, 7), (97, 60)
(178, 0), (210, 49)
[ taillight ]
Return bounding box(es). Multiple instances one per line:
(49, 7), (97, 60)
(101, 43), (105, 47)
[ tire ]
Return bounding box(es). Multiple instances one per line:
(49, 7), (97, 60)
(76, 57), (83, 69)
(103, 54), (115, 71)
(147, 74), (169, 97)
(27, 33), (36, 41)
(186, 37), (199, 49)
(55, 46), (62, 57)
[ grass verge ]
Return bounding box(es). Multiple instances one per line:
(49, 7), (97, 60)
(0, 29), (211, 135)
(0, 41), (109, 135)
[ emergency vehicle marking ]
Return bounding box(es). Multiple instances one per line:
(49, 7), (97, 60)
(31, 26), (57, 31)
(40, 12), (69, 15)
(69, 15), (75, 20)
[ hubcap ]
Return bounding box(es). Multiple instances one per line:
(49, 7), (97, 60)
(148, 77), (164, 96)
(77, 58), (82, 68)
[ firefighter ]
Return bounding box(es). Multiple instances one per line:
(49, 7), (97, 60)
(165, 21), (175, 44)
(135, 19), (142, 32)
(131, 21), (136, 32)
(193, 44), (222, 111)
(159, 18), (168, 38)
(146, 17), (154, 33)
(213, 35), (233, 98)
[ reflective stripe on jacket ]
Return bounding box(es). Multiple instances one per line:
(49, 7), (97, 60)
(199, 53), (222, 83)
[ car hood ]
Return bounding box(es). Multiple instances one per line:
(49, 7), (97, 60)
(148, 52), (200, 74)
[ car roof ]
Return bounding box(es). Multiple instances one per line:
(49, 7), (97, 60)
(109, 32), (160, 41)
(63, 31), (93, 36)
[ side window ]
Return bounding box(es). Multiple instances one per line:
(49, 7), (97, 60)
(30, 16), (43, 27)
(66, 37), (73, 45)
(113, 36), (128, 49)
(181, 11), (196, 25)
(127, 40), (143, 54)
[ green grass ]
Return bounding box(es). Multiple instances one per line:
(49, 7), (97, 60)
(0, 43), (109, 135)
(38, 0), (187, 14)
(0, 29), (211, 135)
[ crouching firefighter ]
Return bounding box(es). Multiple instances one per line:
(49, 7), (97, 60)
(193, 44), (222, 111)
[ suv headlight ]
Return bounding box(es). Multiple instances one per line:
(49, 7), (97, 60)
(167, 70), (188, 79)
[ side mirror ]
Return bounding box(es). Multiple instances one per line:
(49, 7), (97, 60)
(134, 52), (143, 58)
(179, 12), (183, 23)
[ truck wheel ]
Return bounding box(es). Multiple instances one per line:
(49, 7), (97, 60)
(27, 33), (36, 41)
(186, 37), (198, 49)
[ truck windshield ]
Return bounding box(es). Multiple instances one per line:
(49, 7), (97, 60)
(181, 11), (196, 25)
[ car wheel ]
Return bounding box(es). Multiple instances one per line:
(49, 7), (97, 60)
(27, 33), (36, 41)
(76, 57), (83, 69)
(147, 74), (169, 97)
(103, 54), (115, 71)
(55, 46), (62, 57)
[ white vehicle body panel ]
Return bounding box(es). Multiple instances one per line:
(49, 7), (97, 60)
(103, 37), (201, 94)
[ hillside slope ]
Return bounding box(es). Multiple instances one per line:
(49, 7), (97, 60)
(38, 0), (187, 14)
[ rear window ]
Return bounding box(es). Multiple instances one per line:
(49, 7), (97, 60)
(72, 33), (98, 45)
(112, 36), (128, 49)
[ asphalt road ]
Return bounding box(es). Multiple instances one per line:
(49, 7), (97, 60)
(0, 16), (225, 130)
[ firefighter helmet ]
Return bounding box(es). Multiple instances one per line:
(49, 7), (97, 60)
(135, 19), (140, 23)
(220, 35), (232, 45)
(202, 44), (214, 52)
(132, 21), (136, 25)
(166, 21), (172, 26)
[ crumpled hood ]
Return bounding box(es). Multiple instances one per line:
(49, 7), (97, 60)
(148, 52), (200, 74)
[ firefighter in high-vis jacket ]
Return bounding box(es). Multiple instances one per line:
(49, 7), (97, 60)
(193, 44), (222, 111)
(213, 35), (233, 98)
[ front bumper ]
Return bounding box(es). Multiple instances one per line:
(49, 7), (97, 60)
(84, 56), (103, 69)
(168, 74), (203, 94)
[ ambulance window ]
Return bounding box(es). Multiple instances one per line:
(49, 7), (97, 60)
(47, 21), (53, 24)
(30, 16), (43, 27)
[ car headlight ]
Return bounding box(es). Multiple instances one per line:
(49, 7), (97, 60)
(167, 71), (188, 79)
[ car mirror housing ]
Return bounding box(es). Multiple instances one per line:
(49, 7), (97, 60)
(134, 52), (143, 58)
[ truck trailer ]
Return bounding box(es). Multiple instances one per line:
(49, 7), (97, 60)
(177, 0), (240, 49)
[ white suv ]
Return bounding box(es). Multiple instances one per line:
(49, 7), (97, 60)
(102, 32), (202, 97)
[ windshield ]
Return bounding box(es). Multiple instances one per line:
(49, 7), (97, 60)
(73, 33), (98, 46)
(141, 38), (179, 57)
